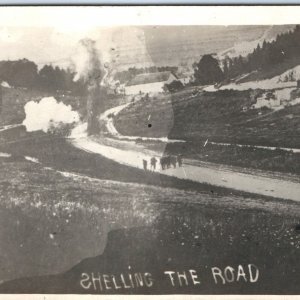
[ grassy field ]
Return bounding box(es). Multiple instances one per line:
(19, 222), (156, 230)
(0, 154), (160, 283)
(114, 89), (300, 175)
(115, 89), (300, 148)
(0, 86), (300, 293)
(0, 130), (300, 293)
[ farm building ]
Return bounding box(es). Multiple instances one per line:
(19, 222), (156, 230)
(251, 91), (280, 109)
(251, 88), (297, 110)
(125, 71), (178, 95)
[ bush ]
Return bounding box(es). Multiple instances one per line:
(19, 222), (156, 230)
(164, 80), (184, 93)
(48, 122), (75, 137)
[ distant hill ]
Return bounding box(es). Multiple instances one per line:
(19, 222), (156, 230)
(110, 25), (294, 71)
(222, 25), (300, 83)
(218, 25), (295, 59)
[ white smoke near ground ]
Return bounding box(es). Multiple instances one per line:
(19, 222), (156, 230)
(22, 97), (80, 133)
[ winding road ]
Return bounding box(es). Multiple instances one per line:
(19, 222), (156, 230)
(70, 102), (300, 202)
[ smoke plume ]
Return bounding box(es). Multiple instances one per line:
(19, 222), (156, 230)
(72, 38), (105, 135)
(23, 97), (79, 133)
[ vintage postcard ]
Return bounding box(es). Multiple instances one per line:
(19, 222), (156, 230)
(0, 6), (299, 298)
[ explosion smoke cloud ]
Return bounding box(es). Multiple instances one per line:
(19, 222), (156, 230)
(22, 97), (80, 133)
(72, 38), (103, 83)
(72, 38), (104, 135)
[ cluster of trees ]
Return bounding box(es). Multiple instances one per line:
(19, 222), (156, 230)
(193, 55), (224, 85)
(163, 80), (184, 93)
(193, 25), (300, 85)
(114, 66), (178, 84)
(0, 58), (85, 94)
(222, 25), (300, 79)
(0, 59), (38, 89)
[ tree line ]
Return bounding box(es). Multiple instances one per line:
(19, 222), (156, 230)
(0, 58), (85, 94)
(193, 25), (300, 85)
(223, 25), (300, 79)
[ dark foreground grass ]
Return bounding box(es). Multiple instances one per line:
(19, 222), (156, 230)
(0, 131), (299, 293)
(1, 201), (300, 294)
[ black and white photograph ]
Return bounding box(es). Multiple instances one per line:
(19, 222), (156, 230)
(0, 6), (299, 296)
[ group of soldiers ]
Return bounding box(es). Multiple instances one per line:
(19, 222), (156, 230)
(142, 154), (183, 171)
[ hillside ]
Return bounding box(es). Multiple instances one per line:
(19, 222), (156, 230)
(114, 88), (300, 175)
(218, 25), (295, 59)
(115, 89), (300, 148)
(238, 57), (300, 83)
(140, 25), (294, 69)
(206, 64), (300, 92)
(222, 25), (300, 84)
(97, 25), (294, 73)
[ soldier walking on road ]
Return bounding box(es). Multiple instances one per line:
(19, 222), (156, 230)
(177, 154), (183, 167)
(143, 159), (148, 171)
(150, 157), (157, 171)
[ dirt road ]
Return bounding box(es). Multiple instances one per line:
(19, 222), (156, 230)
(71, 104), (300, 202)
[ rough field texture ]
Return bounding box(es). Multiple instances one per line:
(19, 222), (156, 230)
(0, 129), (299, 293)
(0, 87), (299, 294)
(115, 89), (300, 174)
